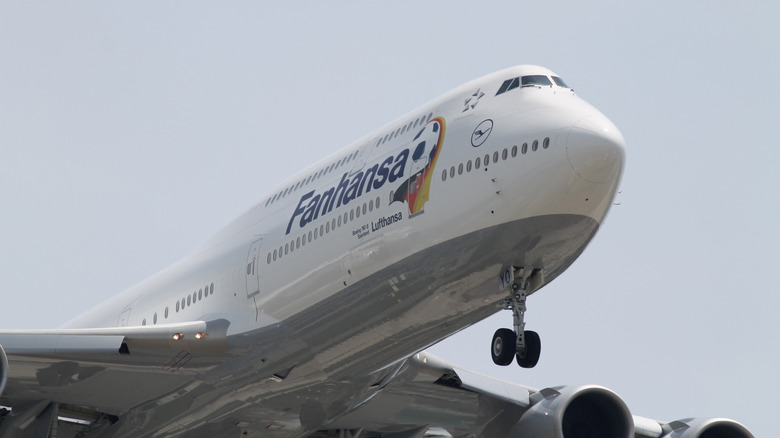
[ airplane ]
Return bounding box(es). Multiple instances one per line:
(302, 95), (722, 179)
(0, 65), (753, 438)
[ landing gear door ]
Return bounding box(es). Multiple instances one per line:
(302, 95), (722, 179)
(246, 238), (263, 298)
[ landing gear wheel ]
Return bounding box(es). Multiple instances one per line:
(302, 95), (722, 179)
(491, 328), (516, 366)
(515, 330), (541, 368)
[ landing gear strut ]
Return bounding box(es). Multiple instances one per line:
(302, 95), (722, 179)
(491, 267), (542, 368)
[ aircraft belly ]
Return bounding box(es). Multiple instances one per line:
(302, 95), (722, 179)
(282, 213), (598, 379)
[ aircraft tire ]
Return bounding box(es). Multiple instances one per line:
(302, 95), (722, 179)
(516, 330), (541, 368)
(491, 328), (516, 366)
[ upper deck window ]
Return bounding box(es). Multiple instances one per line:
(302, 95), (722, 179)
(552, 76), (570, 88)
(521, 75), (552, 87)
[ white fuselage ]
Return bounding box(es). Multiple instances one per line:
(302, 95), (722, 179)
(63, 64), (624, 389)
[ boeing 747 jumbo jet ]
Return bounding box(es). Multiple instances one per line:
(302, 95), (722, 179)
(0, 66), (752, 438)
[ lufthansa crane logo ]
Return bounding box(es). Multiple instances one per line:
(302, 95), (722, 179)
(471, 119), (493, 147)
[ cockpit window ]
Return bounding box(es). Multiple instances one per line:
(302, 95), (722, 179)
(552, 76), (569, 88)
(496, 77), (521, 96)
(521, 75), (552, 87)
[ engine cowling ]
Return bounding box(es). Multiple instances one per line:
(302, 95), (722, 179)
(662, 417), (753, 438)
(0, 344), (7, 397)
(511, 385), (634, 438)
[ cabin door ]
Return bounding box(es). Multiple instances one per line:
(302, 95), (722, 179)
(245, 238), (264, 298)
(349, 138), (377, 177)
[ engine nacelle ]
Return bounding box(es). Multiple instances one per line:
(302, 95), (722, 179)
(510, 385), (634, 438)
(662, 417), (753, 438)
(0, 344), (7, 397)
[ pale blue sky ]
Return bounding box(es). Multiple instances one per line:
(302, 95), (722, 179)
(1, 2), (777, 436)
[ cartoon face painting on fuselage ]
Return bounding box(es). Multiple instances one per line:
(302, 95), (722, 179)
(390, 117), (445, 217)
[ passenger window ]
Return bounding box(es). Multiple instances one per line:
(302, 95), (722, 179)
(532, 140), (539, 151)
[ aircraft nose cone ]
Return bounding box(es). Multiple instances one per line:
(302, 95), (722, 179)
(566, 114), (626, 184)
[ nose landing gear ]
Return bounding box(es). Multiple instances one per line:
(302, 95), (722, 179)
(491, 267), (542, 368)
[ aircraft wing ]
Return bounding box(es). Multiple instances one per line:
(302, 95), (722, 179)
(0, 320), (230, 422)
(315, 352), (754, 438)
(0, 332), (753, 437)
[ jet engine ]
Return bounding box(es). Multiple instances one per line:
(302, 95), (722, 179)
(511, 385), (634, 438)
(660, 417), (753, 438)
(0, 344), (7, 397)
